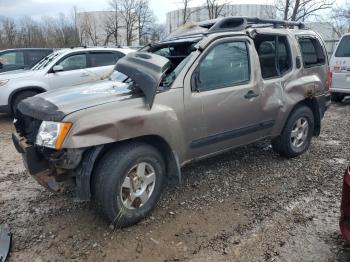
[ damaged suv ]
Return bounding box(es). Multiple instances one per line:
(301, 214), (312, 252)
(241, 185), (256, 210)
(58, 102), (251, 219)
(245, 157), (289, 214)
(12, 17), (331, 227)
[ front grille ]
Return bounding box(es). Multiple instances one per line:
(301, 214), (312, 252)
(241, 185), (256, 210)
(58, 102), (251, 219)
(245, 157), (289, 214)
(14, 111), (42, 144)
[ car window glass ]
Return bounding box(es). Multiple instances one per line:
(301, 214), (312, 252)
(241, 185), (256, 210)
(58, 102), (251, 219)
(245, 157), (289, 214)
(298, 37), (325, 67)
(58, 54), (87, 71)
(196, 41), (250, 92)
(335, 35), (350, 57)
(0, 51), (24, 65)
(89, 52), (120, 67)
(27, 50), (50, 66)
(254, 35), (291, 79)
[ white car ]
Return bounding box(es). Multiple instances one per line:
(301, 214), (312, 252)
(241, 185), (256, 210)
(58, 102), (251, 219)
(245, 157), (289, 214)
(0, 47), (135, 114)
(329, 33), (350, 102)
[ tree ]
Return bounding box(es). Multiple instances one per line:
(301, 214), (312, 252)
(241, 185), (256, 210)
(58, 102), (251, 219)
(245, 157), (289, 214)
(1, 18), (17, 48)
(276, 0), (334, 21)
(119, 0), (139, 46)
(104, 0), (121, 46)
(331, 1), (350, 36)
(79, 13), (99, 46)
(135, 0), (154, 45)
(204, 0), (228, 19)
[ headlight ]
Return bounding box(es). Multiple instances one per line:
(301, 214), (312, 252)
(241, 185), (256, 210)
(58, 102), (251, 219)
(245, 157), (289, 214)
(36, 121), (72, 149)
(0, 79), (9, 87)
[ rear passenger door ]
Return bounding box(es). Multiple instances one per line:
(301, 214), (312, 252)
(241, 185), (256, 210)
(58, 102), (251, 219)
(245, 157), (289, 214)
(86, 51), (123, 81)
(185, 37), (270, 158)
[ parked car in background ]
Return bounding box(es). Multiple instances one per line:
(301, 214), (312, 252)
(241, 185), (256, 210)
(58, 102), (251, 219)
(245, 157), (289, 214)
(12, 17), (331, 227)
(329, 33), (350, 102)
(340, 163), (350, 242)
(0, 47), (134, 114)
(0, 48), (53, 73)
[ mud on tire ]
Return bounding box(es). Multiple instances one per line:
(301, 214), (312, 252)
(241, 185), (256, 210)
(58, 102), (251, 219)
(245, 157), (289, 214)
(272, 106), (314, 158)
(92, 142), (166, 227)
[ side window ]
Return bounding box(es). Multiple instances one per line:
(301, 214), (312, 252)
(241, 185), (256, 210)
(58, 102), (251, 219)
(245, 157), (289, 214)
(254, 35), (291, 79)
(89, 52), (120, 67)
(57, 54), (87, 71)
(298, 37), (325, 67)
(196, 41), (250, 92)
(0, 51), (24, 65)
(26, 50), (50, 66)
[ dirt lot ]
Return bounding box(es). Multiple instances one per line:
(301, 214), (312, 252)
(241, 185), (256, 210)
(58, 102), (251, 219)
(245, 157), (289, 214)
(1, 100), (350, 262)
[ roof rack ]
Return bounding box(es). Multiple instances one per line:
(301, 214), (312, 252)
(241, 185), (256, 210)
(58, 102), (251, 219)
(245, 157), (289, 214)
(199, 17), (305, 34)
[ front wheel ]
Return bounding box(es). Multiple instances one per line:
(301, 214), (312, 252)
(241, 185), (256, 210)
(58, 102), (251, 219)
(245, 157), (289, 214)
(92, 142), (166, 227)
(272, 106), (314, 158)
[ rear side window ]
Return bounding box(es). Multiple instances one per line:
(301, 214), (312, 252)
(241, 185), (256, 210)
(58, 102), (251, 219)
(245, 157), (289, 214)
(254, 35), (292, 79)
(335, 35), (350, 57)
(298, 37), (325, 67)
(89, 52), (121, 67)
(0, 51), (24, 65)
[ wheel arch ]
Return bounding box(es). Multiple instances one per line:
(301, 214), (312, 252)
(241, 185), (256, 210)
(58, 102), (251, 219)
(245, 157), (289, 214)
(283, 97), (321, 137)
(76, 135), (181, 201)
(9, 86), (46, 112)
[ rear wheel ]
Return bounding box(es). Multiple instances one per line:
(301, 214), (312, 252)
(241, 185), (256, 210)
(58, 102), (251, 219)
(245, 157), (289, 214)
(272, 106), (314, 158)
(331, 93), (345, 103)
(11, 90), (39, 114)
(92, 142), (166, 227)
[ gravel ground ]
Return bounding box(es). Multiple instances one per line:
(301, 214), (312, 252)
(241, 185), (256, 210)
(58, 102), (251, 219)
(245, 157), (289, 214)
(0, 99), (349, 262)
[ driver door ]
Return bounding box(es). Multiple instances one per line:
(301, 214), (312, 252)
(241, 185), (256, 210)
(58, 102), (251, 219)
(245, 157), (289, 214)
(48, 52), (93, 90)
(184, 37), (273, 159)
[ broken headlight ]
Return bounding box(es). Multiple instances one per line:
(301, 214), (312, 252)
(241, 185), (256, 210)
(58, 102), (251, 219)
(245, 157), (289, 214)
(36, 121), (72, 149)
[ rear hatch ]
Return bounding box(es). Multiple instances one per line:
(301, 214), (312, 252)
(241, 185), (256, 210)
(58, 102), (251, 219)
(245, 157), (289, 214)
(330, 35), (350, 91)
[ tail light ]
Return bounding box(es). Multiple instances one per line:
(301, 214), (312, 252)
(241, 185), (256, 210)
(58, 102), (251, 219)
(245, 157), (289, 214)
(327, 65), (332, 90)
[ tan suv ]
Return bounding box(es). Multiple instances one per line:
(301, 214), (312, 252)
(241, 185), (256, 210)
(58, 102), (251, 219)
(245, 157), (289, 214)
(12, 17), (331, 227)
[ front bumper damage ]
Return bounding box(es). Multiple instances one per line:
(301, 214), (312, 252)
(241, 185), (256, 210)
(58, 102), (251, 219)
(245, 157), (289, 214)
(12, 132), (82, 192)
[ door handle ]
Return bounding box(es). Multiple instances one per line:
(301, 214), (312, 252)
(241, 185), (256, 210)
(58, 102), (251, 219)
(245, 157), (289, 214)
(80, 73), (89, 77)
(244, 90), (259, 99)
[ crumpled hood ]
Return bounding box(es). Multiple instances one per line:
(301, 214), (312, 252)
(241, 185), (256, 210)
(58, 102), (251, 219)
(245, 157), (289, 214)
(116, 52), (171, 107)
(17, 80), (139, 121)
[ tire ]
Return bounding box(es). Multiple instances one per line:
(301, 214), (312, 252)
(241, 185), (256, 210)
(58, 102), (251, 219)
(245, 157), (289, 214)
(11, 90), (39, 114)
(331, 93), (345, 103)
(272, 106), (314, 158)
(92, 142), (166, 227)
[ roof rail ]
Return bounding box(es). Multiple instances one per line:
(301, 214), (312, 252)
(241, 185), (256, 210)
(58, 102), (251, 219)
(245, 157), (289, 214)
(199, 17), (305, 33)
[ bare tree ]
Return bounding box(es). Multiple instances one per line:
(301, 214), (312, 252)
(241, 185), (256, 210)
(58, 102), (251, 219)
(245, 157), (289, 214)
(104, 0), (122, 46)
(79, 13), (99, 46)
(119, 0), (139, 46)
(204, 0), (228, 19)
(276, 0), (334, 21)
(331, 1), (350, 36)
(2, 18), (17, 47)
(135, 0), (154, 45)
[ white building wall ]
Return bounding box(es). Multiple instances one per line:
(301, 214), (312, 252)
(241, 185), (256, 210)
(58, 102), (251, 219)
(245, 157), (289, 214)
(166, 4), (276, 34)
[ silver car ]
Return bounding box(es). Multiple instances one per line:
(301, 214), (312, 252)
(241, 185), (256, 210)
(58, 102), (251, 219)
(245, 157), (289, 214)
(0, 47), (135, 114)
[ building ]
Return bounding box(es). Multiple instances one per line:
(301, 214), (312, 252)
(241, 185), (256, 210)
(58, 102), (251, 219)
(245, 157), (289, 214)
(77, 11), (139, 47)
(166, 4), (276, 34)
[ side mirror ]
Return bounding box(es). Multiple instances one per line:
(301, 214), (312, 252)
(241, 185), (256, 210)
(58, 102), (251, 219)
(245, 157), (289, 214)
(191, 70), (201, 92)
(52, 65), (64, 72)
(296, 56), (302, 69)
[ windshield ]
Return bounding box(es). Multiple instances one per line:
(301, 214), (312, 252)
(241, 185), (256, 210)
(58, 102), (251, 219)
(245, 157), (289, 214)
(335, 35), (350, 57)
(110, 70), (128, 82)
(31, 52), (60, 70)
(161, 52), (193, 88)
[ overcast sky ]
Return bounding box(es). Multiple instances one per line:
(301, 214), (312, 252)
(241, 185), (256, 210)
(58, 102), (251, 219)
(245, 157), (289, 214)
(0, 0), (280, 23)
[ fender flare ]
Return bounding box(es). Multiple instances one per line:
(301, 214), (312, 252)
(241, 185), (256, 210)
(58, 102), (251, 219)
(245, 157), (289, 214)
(8, 86), (46, 108)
